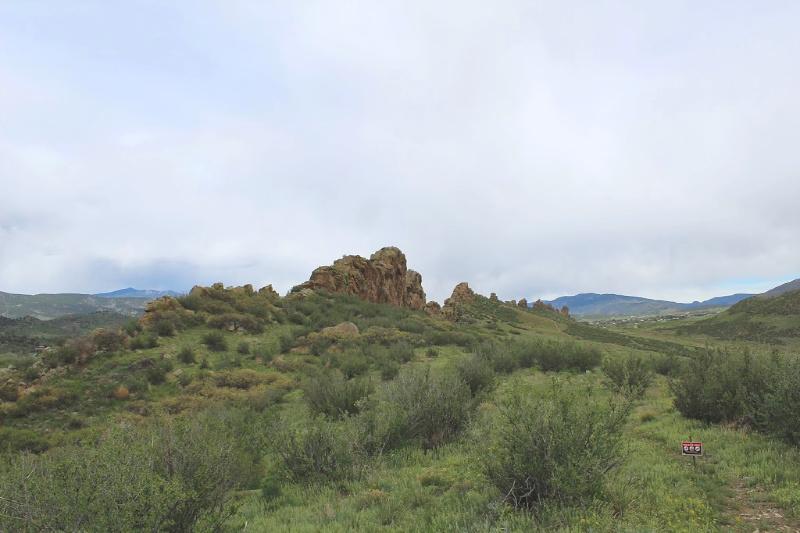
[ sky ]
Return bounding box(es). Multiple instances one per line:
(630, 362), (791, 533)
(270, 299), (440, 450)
(1, 1), (799, 303)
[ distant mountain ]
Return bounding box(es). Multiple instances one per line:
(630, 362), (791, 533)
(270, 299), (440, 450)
(758, 278), (800, 299)
(94, 287), (181, 299)
(0, 291), (151, 320)
(679, 278), (800, 341)
(543, 292), (754, 317)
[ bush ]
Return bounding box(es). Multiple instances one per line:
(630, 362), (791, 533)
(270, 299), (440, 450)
(388, 341), (415, 363)
(0, 409), (259, 532)
(358, 366), (472, 452)
(455, 354), (495, 396)
(202, 331), (228, 352)
(303, 371), (374, 418)
(327, 349), (370, 379)
(0, 380), (19, 402)
(670, 348), (773, 424)
(237, 342), (251, 355)
(272, 413), (362, 482)
(130, 334), (158, 350)
(756, 355), (800, 444)
(145, 359), (174, 385)
(483, 379), (630, 509)
(602, 354), (653, 399)
(178, 346), (196, 364)
(91, 329), (128, 353)
(154, 320), (176, 337)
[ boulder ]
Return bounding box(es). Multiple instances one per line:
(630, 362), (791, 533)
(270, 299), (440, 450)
(320, 321), (360, 339)
(517, 298), (528, 309)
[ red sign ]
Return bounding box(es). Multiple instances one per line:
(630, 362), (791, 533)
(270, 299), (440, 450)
(682, 441), (703, 456)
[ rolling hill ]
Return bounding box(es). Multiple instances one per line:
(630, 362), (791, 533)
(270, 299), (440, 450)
(0, 291), (151, 320)
(678, 278), (800, 341)
(544, 292), (753, 317)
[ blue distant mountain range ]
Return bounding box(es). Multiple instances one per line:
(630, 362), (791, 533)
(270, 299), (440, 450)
(542, 292), (755, 317)
(94, 288), (182, 299)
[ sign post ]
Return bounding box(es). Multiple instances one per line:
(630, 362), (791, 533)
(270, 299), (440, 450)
(682, 437), (702, 467)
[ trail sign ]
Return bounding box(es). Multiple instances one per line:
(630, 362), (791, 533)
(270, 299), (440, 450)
(681, 441), (703, 456)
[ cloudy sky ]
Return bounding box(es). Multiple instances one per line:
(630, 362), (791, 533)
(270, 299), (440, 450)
(1, 1), (799, 303)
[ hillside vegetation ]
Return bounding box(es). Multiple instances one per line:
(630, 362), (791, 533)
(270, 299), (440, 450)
(1, 253), (800, 531)
(0, 291), (149, 320)
(679, 286), (800, 342)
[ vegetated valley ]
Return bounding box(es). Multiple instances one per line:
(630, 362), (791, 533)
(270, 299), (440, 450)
(2, 247), (800, 532)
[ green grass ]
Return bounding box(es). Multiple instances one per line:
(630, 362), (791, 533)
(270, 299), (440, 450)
(3, 288), (800, 530)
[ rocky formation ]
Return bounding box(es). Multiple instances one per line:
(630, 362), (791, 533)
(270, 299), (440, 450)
(291, 247), (426, 310)
(424, 301), (442, 317)
(489, 293), (499, 302)
(517, 298), (528, 309)
(442, 282), (476, 320)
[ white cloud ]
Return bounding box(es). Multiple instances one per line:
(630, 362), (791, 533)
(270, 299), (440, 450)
(0, 1), (799, 301)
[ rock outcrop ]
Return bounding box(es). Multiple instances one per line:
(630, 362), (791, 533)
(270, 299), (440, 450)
(424, 301), (442, 317)
(517, 298), (528, 309)
(291, 247), (426, 310)
(442, 282), (476, 320)
(489, 292), (499, 302)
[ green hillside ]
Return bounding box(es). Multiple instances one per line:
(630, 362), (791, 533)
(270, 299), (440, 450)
(2, 281), (800, 531)
(0, 291), (149, 320)
(678, 286), (800, 342)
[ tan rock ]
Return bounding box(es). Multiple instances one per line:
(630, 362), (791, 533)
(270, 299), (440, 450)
(291, 246), (426, 310)
(489, 292), (499, 302)
(442, 282), (476, 320)
(518, 298), (528, 309)
(320, 321), (360, 339)
(424, 301), (442, 317)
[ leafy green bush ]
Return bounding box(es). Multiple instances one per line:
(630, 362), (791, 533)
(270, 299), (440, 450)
(755, 356), (800, 444)
(272, 413), (363, 482)
(303, 371), (374, 418)
(0, 427), (50, 453)
(483, 379), (630, 509)
(602, 354), (653, 399)
(237, 341), (250, 355)
(202, 331), (228, 352)
(145, 359), (174, 385)
(326, 349), (370, 378)
(0, 409), (259, 532)
(358, 366), (471, 452)
(670, 348), (773, 424)
(129, 334), (158, 350)
(455, 354), (495, 396)
(178, 346), (196, 364)
(91, 328), (128, 352)
(154, 320), (176, 337)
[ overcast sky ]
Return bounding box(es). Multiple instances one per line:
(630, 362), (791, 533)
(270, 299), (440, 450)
(1, 1), (799, 303)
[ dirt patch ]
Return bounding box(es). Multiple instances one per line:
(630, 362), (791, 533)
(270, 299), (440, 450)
(726, 479), (800, 532)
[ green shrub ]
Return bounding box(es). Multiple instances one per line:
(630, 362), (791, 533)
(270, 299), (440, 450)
(0, 380), (19, 402)
(602, 354), (653, 399)
(202, 331), (228, 352)
(130, 334), (158, 350)
(670, 348), (773, 424)
(756, 356), (800, 444)
(178, 346), (196, 364)
(272, 413), (362, 482)
(483, 379), (630, 509)
(0, 427), (50, 453)
(388, 341), (415, 363)
(237, 341), (251, 355)
(327, 349), (370, 379)
(154, 320), (176, 337)
(0, 409), (259, 532)
(455, 354), (495, 396)
(303, 371), (374, 418)
(426, 347), (439, 358)
(145, 359), (174, 385)
(91, 329), (128, 353)
(358, 366), (472, 452)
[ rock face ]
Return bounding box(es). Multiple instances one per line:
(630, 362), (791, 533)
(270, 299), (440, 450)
(442, 282), (476, 320)
(424, 301), (442, 317)
(490, 293), (499, 302)
(517, 298), (528, 309)
(291, 247), (426, 310)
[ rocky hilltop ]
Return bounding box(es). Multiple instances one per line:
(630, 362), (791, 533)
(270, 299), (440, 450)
(291, 247), (426, 310)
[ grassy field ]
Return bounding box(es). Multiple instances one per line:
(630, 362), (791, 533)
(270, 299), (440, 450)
(1, 287), (799, 531)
